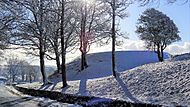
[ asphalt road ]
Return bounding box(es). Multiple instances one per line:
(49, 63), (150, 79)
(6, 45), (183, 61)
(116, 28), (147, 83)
(0, 85), (39, 107)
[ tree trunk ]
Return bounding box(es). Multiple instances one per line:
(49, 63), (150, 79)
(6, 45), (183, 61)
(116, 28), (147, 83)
(84, 53), (88, 68)
(111, 0), (116, 77)
(55, 52), (61, 73)
(61, 52), (67, 87)
(81, 53), (84, 71)
(39, 44), (48, 84)
(61, 0), (67, 88)
(12, 74), (15, 83)
(29, 73), (32, 83)
(157, 44), (163, 62)
(39, 0), (49, 85)
(160, 46), (164, 62)
(54, 29), (61, 73)
(21, 71), (24, 82)
(81, 52), (88, 71)
(80, 2), (88, 71)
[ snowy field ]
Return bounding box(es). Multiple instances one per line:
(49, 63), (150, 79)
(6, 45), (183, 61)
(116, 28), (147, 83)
(18, 51), (190, 106)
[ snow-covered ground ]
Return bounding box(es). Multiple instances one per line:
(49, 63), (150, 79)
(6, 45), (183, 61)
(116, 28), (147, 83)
(122, 59), (190, 106)
(19, 51), (183, 105)
(20, 59), (190, 106)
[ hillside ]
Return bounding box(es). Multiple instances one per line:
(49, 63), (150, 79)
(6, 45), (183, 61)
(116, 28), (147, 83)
(171, 53), (190, 61)
(49, 51), (169, 82)
(51, 55), (190, 106)
(119, 59), (190, 106)
(19, 51), (174, 103)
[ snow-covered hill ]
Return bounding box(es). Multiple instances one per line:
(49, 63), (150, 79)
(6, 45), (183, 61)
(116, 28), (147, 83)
(49, 51), (169, 82)
(171, 53), (190, 61)
(47, 51), (169, 82)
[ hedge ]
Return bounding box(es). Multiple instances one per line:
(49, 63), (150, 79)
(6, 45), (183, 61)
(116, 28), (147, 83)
(14, 86), (162, 107)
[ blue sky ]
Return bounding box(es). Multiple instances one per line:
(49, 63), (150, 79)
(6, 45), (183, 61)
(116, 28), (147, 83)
(120, 1), (190, 44)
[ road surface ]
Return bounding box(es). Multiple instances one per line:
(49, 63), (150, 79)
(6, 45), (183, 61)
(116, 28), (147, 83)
(0, 85), (81, 107)
(0, 85), (40, 107)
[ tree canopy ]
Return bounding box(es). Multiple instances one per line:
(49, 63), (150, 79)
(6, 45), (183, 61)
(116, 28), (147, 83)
(136, 8), (181, 61)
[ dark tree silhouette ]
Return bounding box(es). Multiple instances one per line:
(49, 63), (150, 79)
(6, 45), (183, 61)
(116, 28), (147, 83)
(136, 8), (181, 61)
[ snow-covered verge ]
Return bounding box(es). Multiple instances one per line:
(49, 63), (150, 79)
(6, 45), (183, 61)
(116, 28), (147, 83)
(4, 85), (81, 107)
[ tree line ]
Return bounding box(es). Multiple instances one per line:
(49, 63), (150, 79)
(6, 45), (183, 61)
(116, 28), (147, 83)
(0, 55), (38, 84)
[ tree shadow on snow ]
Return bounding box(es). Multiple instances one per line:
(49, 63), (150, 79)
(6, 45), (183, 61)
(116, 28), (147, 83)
(38, 84), (52, 90)
(60, 78), (88, 96)
(116, 74), (141, 103)
(61, 85), (71, 93)
(50, 82), (58, 91)
(77, 78), (88, 96)
(37, 81), (60, 91)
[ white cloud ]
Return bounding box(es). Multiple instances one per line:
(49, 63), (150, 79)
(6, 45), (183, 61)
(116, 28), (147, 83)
(90, 40), (190, 55)
(89, 40), (146, 53)
(165, 42), (190, 55)
(119, 40), (190, 55)
(121, 40), (145, 50)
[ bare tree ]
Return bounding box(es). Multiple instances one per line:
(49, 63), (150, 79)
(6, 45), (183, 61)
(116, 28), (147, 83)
(46, 0), (112, 73)
(74, 0), (112, 71)
(0, 1), (23, 50)
(78, 0), (90, 71)
(60, 0), (67, 87)
(45, 0), (79, 74)
(6, 55), (20, 83)
(19, 60), (37, 83)
(103, 0), (132, 77)
(9, 0), (52, 85)
(6, 55), (37, 83)
(111, 0), (116, 77)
